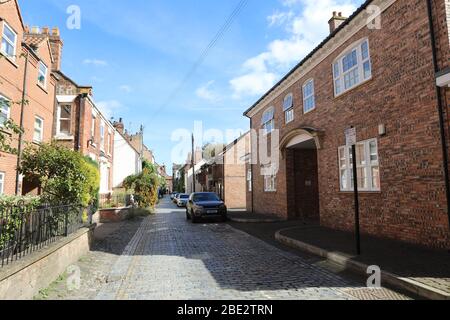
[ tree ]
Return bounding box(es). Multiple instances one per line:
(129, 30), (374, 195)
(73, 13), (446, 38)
(19, 143), (100, 206)
(123, 161), (160, 208)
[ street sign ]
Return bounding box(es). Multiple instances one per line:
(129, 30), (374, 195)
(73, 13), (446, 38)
(345, 127), (357, 146)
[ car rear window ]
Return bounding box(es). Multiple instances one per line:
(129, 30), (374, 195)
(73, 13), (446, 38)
(180, 195), (189, 199)
(193, 193), (220, 202)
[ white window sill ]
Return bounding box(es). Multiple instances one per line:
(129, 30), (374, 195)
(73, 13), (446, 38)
(55, 134), (74, 141)
(0, 51), (18, 68)
(303, 107), (316, 115)
(334, 76), (372, 98)
(37, 83), (48, 93)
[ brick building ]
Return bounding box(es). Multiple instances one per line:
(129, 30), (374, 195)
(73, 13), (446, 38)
(244, 0), (450, 249)
(198, 132), (251, 209)
(53, 70), (114, 194)
(0, 0), (57, 195)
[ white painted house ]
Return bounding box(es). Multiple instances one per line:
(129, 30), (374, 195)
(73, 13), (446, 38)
(113, 130), (142, 188)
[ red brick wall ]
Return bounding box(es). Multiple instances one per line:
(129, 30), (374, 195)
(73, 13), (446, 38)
(0, 1), (56, 195)
(248, 0), (450, 248)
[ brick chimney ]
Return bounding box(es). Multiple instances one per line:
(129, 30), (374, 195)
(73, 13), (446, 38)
(328, 11), (347, 33)
(113, 118), (125, 134)
(48, 27), (63, 71)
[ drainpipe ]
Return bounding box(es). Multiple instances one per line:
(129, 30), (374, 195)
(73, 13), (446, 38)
(15, 51), (29, 195)
(250, 117), (254, 213)
(76, 94), (86, 152)
(426, 0), (450, 237)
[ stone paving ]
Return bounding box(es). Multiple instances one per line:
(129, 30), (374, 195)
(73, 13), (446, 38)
(37, 198), (411, 300)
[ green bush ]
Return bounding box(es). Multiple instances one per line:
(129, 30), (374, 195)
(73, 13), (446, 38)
(123, 162), (160, 209)
(19, 143), (100, 207)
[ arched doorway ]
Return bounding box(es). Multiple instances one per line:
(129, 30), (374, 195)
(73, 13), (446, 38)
(281, 128), (321, 222)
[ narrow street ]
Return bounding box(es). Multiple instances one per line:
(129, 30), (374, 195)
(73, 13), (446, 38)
(38, 197), (411, 300)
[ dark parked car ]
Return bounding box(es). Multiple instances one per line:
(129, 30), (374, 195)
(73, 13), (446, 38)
(176, 194), (190, 207)
(186, 192), (227, 223)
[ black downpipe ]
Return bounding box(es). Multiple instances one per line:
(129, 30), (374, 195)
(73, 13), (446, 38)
(426, 0), (450, 237)
(15, 51), (29, 195)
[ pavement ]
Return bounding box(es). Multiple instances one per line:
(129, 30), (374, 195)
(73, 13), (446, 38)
(276, 225), (450, 298)
(36, 197), (412, 300)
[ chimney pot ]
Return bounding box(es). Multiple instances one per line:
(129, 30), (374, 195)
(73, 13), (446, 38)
(24, 25), (30, 33)
(31, 26), (39, 34)
(328, 11), (347, 33)
(42, 27), (50, 34)
(51, 27), (60, 36)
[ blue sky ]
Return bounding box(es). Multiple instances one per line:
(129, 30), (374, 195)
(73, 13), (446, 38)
(20, 0), (362, 171)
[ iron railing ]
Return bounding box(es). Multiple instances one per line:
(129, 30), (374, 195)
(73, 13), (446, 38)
(0, 203), (91, 268)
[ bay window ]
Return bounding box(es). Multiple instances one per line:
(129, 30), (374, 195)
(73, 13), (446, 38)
(338, 138), (380, 192)
(333, 39), (372, 96)
(57, 104), (72, 135)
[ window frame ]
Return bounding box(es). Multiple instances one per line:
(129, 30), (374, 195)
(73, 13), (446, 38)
(263, 165), (277, 192)
(91, 114), (97, 146)
(100, 121), (105, 151)
(247, 169), (252, 192)
(302, 79), (316, 114)
(283, 93), (294, 124)
(338, 138), (380, 192)
(0, 171), (4, 194)
(57, 104), (72, 136)
(0, 94), (11, 127)
(38, 61), (48, 88)
(333, 38), (372, 97)
(33, 116), (44, 143)
(261, 107), (275, 135)
(1, 22), (17, 60)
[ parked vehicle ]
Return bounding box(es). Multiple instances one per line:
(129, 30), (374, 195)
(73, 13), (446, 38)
(172, 193), (180, 204)
(176, 194), (190, 207)
(170, 192), (177, 200)
(186, 192), (227, 223)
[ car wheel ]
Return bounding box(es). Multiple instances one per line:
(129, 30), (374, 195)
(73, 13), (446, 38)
(191, 212), (198, 223)
(186, 210), (191, 220)
(221, 215), (228, 223)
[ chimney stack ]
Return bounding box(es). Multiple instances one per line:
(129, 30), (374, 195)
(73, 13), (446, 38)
(328, 11), (347, 33)
(48, 27), (63, 71)
(113, 118), (125, 134)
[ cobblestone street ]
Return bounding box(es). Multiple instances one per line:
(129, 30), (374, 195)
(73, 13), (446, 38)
(38, 198), (412, 300)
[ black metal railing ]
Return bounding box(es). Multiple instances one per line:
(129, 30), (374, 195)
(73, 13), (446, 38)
(0, 203), (91, 268)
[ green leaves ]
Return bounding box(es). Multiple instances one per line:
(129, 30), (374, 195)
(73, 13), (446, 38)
(19, 143), (100, 207)
(123, 161), (161, 209)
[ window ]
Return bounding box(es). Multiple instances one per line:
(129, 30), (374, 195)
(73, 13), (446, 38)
(57, 104), (72, 135)
(91, 115), (96, 142)
(100, 122), (105, 150)
(0, 95), (10, 126)
(261, 107), (275, 135)
(302, 80), (315, 113)
(283, 93), (294, 124)
(33, 116), (44, 142)
(1, 22), (17, 59)
(247, 169), (252, 192)
(109, 133), (113, 154)
(263, 165), (276, 192)
(0, 172), (4, 194)
(338, 139), (380, 192)
(333, 39), (371, 96)
(38, 62), (48, 87)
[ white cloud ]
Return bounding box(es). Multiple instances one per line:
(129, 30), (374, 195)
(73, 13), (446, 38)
(230, 0), (359, 99)
(96, 100), (124, 118)
(195, 80), (220, 102)
(83, 59), (108, 66)
(119, 85), (132, 93)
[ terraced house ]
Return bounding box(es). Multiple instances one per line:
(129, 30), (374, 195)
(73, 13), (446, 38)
(244, 0), (450, 249)
(0, 0), (57, 195)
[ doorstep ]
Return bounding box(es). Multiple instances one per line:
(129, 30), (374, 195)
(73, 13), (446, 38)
(275, 226), (450, 300)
